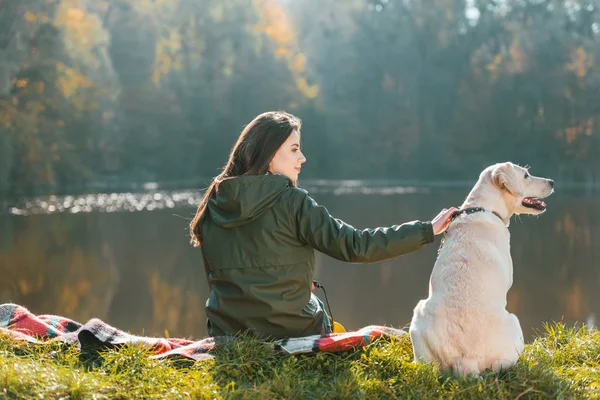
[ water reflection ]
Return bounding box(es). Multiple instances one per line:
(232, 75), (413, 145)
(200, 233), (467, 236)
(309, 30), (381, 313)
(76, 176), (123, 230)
(0, 186), (598, 341)
(8, 192), (195, 216)
(7, 179), (435, 216)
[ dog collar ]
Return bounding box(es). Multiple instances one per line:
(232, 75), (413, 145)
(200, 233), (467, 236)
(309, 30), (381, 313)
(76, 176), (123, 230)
(439, 207), (507, 256)
(451, 207), (505, 224)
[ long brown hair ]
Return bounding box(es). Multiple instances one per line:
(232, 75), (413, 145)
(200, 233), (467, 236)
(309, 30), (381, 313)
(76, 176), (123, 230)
(189, 111), (302, 247)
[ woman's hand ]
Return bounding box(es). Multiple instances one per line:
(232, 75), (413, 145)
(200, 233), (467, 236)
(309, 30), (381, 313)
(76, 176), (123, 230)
(431, 207), (459, 235)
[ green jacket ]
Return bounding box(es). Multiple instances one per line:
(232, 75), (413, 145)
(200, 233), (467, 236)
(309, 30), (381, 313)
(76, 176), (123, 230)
(200, 174), (434, 339)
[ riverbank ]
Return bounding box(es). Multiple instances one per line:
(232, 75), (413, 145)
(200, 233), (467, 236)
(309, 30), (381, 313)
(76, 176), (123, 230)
(0, 322), (598, 399)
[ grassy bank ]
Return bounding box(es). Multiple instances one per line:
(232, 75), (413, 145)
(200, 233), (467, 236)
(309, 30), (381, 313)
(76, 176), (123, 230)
(1, 323), (599, 399)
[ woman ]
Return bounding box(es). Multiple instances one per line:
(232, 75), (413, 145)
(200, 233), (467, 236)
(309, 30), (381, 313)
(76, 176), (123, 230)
(190, 111), (457, 339)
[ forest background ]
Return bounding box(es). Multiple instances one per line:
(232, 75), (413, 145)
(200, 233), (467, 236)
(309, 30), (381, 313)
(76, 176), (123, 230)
(1, 0), (599, 201)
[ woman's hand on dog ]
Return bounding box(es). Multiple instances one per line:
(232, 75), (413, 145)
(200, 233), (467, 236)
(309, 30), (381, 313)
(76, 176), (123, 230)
(431, 207), (459, 235)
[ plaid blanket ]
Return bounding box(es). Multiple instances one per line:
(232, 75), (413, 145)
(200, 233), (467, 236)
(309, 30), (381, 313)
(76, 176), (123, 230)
(0, 303), (406, 361)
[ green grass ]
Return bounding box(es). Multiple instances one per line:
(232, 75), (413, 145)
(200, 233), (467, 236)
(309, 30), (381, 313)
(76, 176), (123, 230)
(1, 323), (599, 399)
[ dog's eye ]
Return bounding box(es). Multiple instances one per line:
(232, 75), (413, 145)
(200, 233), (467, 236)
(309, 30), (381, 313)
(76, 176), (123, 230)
(524, 172), (530, 179)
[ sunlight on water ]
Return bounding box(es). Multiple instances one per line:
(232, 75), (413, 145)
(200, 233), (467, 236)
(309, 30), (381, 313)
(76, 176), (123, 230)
(9, 176), (599, 216)
(8, 180), (429, 216)
(9, 192), (197, 216)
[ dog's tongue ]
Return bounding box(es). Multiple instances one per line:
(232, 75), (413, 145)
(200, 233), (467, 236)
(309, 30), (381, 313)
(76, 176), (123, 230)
(523, 197), (546, 207)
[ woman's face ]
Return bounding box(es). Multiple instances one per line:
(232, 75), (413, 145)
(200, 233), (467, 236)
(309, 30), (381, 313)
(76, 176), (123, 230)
(269, 130), (306, 181)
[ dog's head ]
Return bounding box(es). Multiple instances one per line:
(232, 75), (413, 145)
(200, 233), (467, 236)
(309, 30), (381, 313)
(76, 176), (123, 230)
(489, 162), (554, 216)
(464, 162), (554, 223)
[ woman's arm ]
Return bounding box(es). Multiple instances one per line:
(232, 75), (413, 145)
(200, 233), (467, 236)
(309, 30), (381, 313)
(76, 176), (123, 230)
(294, 190), (437, 263)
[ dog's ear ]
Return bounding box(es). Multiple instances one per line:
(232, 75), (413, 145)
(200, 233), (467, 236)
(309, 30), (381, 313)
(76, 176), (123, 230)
(492, 163), (522, 197)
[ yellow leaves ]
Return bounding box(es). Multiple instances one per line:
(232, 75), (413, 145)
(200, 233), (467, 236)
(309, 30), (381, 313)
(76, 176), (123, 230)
(11, 79), (44, 94)
(254, 0), (296, 45)
(558, 119), (594, 144)
(296, 77), (319, 99)
(487, 40), (527, 77)
(275, 47), (293, 58)
(486, 54), (502, 72)
(254, 0), (295, 52)
(66, 7), (85, 21)
(56, 63), (93, 99)
(56, 1), (107, 57)
(152, 58), (168, 87)
(253, 0), (320, 100)
(565, 127), (578, 143)
(291, 54), (306, 74)
(152, 30), (184, 87)
(566, 47), (594, 78)
(56, 6), (92, 49)
(23, 11), (50, 24)
(484, 53), (503, 84)
(24, 12), (36, 22)
(16, 78), (29, 88)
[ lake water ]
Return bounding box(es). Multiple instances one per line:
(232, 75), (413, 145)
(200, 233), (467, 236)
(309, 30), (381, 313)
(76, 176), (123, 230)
(1, 182), (598, 341)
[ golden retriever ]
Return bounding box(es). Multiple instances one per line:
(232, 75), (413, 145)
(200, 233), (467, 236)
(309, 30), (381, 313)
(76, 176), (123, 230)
(410, 162), (554, 376)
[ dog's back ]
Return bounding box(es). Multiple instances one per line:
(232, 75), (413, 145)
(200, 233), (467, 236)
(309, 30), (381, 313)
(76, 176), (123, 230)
(410, 162), (552, 376)
(410, 212), (523, 375)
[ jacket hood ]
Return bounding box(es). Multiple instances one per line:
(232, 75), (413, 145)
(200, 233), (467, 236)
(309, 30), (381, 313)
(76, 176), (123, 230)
(207, 174), (293, 228)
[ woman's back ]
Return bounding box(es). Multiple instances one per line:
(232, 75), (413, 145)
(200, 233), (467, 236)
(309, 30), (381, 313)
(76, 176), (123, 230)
(201, 174), (324, 339)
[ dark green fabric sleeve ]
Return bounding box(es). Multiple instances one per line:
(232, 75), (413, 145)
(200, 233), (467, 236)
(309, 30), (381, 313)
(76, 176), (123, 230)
(294, 190), (434, 263)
